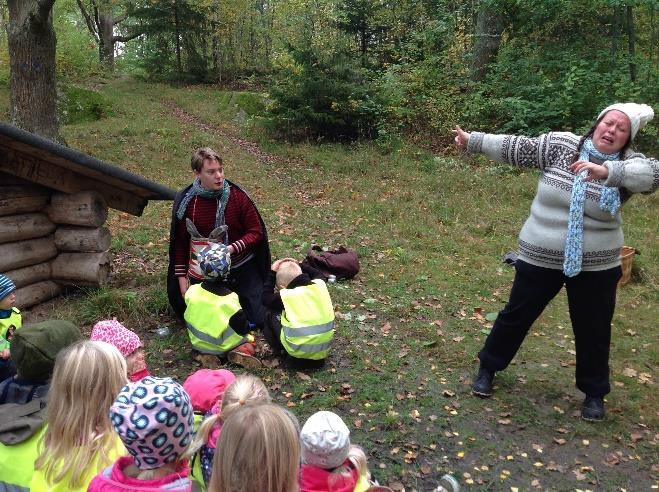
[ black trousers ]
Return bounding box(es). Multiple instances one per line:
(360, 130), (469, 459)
(479, 260), (621, 397)
(228, 259), (266, 328)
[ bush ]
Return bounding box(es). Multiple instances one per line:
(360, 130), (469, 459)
(59, 85), (113, 125)
(266, 48), (383, 141)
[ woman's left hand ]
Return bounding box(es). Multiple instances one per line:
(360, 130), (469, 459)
(570, 160), (609, 181)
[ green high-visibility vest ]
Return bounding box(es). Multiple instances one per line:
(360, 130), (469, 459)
(0, 307), (21, 351)
(184, 285), (247, 355)
(280, 280), (334, 360)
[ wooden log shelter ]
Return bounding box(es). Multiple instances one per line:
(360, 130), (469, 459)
(0, 122), (175, 308)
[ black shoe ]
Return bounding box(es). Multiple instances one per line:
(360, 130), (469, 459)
(581, 396), (605, 421)
(472, 365), (495, 397)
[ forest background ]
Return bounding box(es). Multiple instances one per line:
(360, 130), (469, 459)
(0, 0), (658, 490)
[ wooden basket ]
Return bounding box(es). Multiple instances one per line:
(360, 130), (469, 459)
(618, 246), (635, 287)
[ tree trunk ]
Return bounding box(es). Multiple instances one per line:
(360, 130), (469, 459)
(5, 262), (52, 288)
(610, 6), (622, 60)
(173, 0), (182, 73)
(6, 0), (60, 142)
(471, 1), (506, 82)
(0, 236), (58, 271)
(98, 8), (116, 71)
(14, 280), (62, 308)
(0, 213), (56, 244)
(51, 251), (111, 286)
(626, 5), (636, 82)
(54, 226), (111, 252)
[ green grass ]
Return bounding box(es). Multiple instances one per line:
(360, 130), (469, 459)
(0, 77), (657, 490)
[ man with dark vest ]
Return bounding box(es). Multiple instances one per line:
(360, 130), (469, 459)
(167, 147), (270, 330)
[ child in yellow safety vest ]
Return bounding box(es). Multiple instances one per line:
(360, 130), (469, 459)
(184, 242), (261, 368)
(261, 258), (335, 368)
(0, 274), (21, 382)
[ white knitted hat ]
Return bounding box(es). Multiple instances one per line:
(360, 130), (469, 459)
(300, 411), (350, 469)
(598, 103), (654, 140)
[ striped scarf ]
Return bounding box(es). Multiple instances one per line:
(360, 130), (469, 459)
(563, 138), (621, 277)
(176, 179), (231, 240)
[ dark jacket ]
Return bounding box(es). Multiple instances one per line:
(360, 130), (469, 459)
(167, 180), (271, 319)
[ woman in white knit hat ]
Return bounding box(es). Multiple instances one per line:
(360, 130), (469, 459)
(453, 103), (656, 421)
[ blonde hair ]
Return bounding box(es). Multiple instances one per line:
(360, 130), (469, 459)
(330, 445), (370, 487)
(209, 404), (300, 492)
(34, 341), (127, 489)
(188, 374), (271, 456)
(276, 261), (303, 289)
(191, 147), (223, 172)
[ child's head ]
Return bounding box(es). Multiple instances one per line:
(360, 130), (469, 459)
(110, 376), (194, 471)
(183, 368), (236, 414)
(300, 411), (351, 469)
(35, 340), (127, 488)
(199, 243), (231, 281)
(10, 320), (82, 381)
(276, 260), (303, 289)
(188, 374), (271, 458)
(91, 319), (144, 375)
(0, 274), (16, 310)
(220, 374), (272, 420)
(210, 404), (300, 492)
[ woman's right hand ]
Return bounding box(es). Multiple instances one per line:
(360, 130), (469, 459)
(453, 125), (471, 149)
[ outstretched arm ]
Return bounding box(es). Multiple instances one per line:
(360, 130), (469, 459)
(453, 125), (553, 170)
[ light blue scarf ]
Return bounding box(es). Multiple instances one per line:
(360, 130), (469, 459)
(563, 139), (621, 277)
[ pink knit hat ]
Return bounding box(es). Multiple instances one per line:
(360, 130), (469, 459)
(91, 320), (142, 358)
(182, 369), (236, 413)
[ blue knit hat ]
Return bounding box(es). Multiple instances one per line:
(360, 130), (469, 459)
(0, 275), (16, 301)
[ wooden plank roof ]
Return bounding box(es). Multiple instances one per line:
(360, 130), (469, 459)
(0, 122), (176, 216)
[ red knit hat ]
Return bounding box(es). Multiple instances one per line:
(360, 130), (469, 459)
(90, 320), (142, 358)
(183, 368), (236, 413)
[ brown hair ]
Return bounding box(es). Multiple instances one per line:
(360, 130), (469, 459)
(209, 404), (300, 492)
(191, 147), (223, 173)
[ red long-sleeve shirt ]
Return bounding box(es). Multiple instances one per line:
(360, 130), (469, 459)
(173, 185), (263, 277)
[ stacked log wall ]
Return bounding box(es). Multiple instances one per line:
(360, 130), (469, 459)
(0, 180), (112, 307)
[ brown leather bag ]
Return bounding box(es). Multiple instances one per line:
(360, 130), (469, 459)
(301, 246), (360, 280)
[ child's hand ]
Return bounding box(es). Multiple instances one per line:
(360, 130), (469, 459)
(0, 349), (10, 359)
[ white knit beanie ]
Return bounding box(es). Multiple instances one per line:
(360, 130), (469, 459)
(598, 103), (654, 140)
(300, 411), (350, 469)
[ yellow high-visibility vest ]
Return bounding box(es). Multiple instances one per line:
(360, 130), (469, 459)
(0, 307), (22, 339)
(184, 285), (247, 355)
(280, 280), (334, 360)
(0, 424), (46, 490)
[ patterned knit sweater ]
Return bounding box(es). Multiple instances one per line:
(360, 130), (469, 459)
(468, 131), (658, 271)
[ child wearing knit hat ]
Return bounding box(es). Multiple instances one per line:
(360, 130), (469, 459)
(186, 373), (271, 486)
(299, 411), (371, 492)
(91, 319), (150, 381)
(88, 376), (196, 492)
(0, 274), (21, 382)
